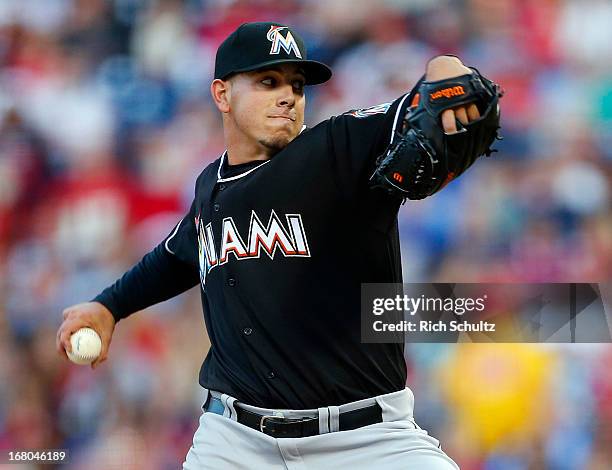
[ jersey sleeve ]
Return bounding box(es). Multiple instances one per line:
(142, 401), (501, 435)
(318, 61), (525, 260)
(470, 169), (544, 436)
(326, 87), (419, 195)
(92, 199), (200, 322)
(162, 197), (199, 267)
(93, 243), (200, 322)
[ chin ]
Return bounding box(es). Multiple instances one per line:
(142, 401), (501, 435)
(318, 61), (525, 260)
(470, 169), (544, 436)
(260, 132), (297, 154)
(260, 139), (289, 155)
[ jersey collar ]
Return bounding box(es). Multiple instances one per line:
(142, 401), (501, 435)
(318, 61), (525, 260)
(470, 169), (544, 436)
(216, 125), (307, 183)
(216, 151), (271, 183)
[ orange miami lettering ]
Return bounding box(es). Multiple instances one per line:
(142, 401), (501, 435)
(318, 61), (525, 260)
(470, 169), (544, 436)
(197, 210), (311, 287)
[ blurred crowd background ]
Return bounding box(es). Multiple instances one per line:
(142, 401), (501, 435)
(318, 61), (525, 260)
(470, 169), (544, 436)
(0, 0), (611, 468)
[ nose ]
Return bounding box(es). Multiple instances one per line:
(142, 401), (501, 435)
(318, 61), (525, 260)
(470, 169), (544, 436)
(277, 83), (295, 108)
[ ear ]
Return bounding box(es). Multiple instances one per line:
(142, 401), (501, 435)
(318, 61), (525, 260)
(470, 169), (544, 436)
(210, 79), (231, 113)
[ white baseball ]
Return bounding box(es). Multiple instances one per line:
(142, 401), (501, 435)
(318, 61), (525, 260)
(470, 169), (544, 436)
(67, 328), (102, 365)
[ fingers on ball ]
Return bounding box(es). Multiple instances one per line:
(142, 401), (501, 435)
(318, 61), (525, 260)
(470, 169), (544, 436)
(60, 327), (74, 352)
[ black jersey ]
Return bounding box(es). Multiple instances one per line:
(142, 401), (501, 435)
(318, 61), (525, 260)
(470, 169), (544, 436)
(96, 93), (413, 409)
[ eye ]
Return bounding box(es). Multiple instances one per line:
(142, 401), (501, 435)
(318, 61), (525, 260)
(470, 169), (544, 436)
(261, 77), (275, 86)
(293, 80), (305, 92)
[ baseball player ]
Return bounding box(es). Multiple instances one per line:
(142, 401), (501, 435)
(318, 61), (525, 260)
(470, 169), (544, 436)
(56, 22), (501, 469)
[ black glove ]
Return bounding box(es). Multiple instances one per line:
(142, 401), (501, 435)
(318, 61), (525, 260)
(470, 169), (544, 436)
(370, 68), (503, 200)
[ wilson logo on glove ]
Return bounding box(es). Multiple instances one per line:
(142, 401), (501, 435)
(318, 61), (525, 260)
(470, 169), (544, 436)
(430, 86), (466, 101)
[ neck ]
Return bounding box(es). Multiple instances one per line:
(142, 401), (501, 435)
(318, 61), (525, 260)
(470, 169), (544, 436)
(223, 125), (275, 166)
(225, 140), (274, 165)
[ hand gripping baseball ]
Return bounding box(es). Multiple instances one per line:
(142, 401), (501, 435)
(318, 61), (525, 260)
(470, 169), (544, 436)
(370, 63), (502, 200)
(56, 302), (116, 369)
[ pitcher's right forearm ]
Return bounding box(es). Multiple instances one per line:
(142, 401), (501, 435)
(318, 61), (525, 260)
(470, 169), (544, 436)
(93, 243), (200, 322)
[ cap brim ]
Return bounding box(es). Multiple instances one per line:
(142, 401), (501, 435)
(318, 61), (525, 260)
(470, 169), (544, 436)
(227, 59), (332, 85)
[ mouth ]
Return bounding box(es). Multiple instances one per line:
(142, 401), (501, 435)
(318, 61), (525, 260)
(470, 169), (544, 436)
(268, 115), (296, 122)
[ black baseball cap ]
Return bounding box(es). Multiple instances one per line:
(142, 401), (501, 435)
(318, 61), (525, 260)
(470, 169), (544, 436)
(214, 22), (332, 85)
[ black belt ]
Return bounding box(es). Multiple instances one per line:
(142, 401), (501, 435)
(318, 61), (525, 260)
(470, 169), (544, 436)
(205, 396), (383, 438)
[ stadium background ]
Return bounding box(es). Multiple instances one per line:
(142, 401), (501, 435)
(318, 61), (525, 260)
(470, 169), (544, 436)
(0, 0), (611, 468)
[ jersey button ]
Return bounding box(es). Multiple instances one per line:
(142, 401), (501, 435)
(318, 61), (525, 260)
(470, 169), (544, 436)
(227, 277), (236, 287)
(243, 327), (252, 336)
(213, 203), (220, 211)
(267, 371), (276, 379)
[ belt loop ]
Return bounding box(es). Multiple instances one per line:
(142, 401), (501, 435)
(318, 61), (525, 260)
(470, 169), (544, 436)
(375, 387), (414, 422)
(328, 406), (340, 432)
(317, 407), (330, 434)
(221, 393), (238, 421)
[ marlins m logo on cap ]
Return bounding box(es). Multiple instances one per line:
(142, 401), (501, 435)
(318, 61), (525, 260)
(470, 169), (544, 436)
(266, 25), (302, 58)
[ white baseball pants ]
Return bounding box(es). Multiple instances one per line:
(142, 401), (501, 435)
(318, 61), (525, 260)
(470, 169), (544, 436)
(183, 387), (459, 469)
